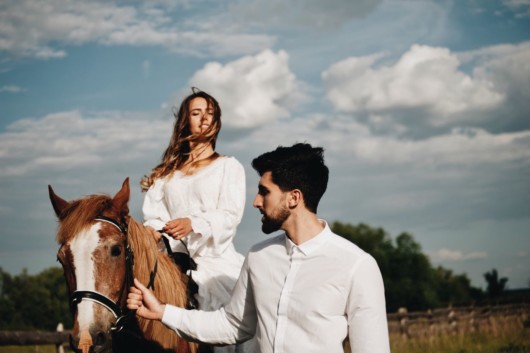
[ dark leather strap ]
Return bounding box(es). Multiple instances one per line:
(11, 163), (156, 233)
(71, 290), (122, 318)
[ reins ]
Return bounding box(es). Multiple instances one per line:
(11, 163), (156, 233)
(159, 231), (199, 310)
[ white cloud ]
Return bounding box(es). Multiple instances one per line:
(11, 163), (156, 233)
(3, 104), (529, 183)
(0, 110), (171, 177)
(0, 85), (27, 93)
(224, 113), (530, 167)
(503, 0), (530, 17)
(429, 248), (488, 261)
(349, 127), (530, 165)
(322, 44), (505, 126)
(460, 41), (530, 103)
(227, 0), (383, 31)
(0, 0), (273, 59)
(187, 50), (306, 128)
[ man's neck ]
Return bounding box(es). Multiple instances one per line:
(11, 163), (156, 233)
(283, 212), (324, 246)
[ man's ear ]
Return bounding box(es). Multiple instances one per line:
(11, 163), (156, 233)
(288, 189), (302, 208)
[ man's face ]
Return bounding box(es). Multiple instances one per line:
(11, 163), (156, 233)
(253, 171), (291, 234)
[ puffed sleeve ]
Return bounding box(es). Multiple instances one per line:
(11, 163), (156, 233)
(346, 255), (390, 353)
(187, 157), (246, 255)
(142, 178), (171, 232)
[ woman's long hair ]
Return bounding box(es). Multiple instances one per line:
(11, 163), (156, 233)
(140, 88), (222, 191)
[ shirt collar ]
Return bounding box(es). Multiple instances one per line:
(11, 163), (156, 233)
(284, 220), (331, 256)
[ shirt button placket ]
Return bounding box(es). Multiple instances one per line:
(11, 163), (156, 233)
(274, 247), (302, 353)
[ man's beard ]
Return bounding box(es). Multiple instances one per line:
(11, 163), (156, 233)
(261, 205), (290, 234)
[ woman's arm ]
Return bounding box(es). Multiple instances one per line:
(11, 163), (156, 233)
(186, 157), (246, 251)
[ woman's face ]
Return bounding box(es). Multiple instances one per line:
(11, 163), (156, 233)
(188, 97), (214, 135)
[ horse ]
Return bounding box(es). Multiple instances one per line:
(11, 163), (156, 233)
(48, 178), (199, 353)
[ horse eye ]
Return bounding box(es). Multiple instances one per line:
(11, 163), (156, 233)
(110, 245), (122, 257)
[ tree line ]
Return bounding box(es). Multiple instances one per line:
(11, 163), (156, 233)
(331, 221), (510, 312)
(0, 221), (511, 330)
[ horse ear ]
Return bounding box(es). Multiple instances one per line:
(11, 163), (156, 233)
(111, 177), (130, 217)
(48, 185), (70, 218)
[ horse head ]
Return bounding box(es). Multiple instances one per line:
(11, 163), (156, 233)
(49, 178), (132, 353)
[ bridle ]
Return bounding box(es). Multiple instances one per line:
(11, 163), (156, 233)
(69, 215), (156, 333)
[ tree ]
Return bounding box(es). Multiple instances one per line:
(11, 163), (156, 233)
(0, 268), (16, 329)
(0, 267), (71, 330)
(484, 268), (508, 299)
(331, 221), (480, 312)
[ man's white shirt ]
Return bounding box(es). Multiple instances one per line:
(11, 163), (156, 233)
(162, 221), (390, 353)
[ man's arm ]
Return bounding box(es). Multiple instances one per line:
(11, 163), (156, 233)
(127, 257), (257, 345)
(346, 255), (390, 353)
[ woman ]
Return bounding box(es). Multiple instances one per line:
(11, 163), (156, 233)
(141, 89), (249, 351)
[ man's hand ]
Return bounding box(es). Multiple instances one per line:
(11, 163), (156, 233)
(127, 278), (166, 321)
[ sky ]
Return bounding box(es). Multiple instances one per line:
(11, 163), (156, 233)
(0, 0), (529, 293)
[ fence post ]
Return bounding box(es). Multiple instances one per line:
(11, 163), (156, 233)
(448, 308), (458, 335)
(56, 323), (64, 353)
(398, 307), (409, 340)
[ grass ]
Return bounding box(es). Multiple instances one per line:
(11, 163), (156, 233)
(3, 321), (529, 353)
(390, 326), (530, 353)
(0, 346), (61, 353)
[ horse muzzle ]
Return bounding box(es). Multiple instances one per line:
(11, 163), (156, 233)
(70, 326), (114, 353)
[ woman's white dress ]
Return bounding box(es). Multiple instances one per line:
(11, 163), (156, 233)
(142, 156), (246, 311)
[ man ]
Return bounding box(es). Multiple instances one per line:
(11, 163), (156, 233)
(127, 143), (390, 353)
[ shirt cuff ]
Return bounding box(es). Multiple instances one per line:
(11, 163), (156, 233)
(161, 304), (185, 330)
(189, 216), (211, 238)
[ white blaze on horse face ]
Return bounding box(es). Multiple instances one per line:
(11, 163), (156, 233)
(70, 223), (102, 331)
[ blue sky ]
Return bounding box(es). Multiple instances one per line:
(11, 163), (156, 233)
(1, 0), (529, 291)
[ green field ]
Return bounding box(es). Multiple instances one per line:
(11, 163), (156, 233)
(0, 346), (61, 353)
(2, 326), (529, 353)
(390, 327), (530, 353)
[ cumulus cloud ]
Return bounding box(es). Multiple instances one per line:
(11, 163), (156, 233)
(0, 0), (273, 59)
(458, 41), (530, 129)
(187, 50), (306, 128)
(429, 248), (488, 261)
(322, 44), (505, 126)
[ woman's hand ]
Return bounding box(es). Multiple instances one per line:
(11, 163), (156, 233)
(164, 218), (192, 240)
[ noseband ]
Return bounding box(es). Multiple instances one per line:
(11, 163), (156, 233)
(69, 216), (136, 332)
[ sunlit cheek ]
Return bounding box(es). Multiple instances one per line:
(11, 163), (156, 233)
(94, 245), (126, 300)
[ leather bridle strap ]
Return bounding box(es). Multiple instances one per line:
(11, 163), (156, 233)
(71, 290), (122, 318)
(69, 216), (133, 331)
(95, 215), (127, 234)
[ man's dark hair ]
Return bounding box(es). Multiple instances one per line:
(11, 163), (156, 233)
(251, 143), (329, 213)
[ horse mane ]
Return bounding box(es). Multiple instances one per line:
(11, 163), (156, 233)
(55, 194), (112, 244)
(127, 218), (192, 351)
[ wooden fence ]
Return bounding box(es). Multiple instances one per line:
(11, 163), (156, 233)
(387, 303), (530, 340)
(1, 303), (529, 350)
(0, 323), (70, 353)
